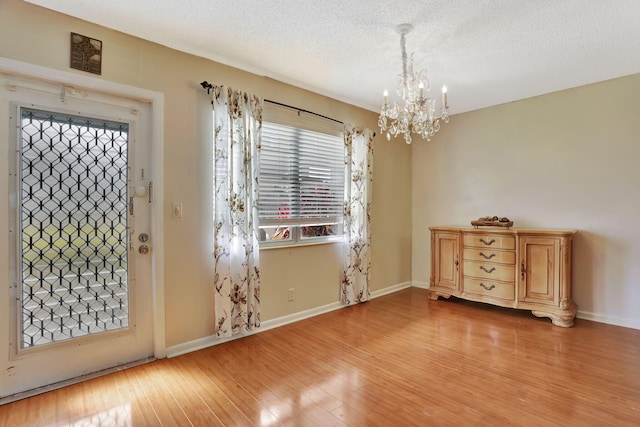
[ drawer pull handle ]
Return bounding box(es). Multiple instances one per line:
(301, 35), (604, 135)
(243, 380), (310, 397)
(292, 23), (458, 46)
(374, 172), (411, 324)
(479, 238), (496, 246)
(479, 283), (495, 291)
(479, 252), (495, 260)
(480, 266), (496, 273)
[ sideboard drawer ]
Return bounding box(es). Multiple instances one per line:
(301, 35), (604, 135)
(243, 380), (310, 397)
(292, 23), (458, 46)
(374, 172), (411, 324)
(463, 261), (515, 282)
(464, 278), (514, 300)
(463, 248), (516, 264)
(463, 235), (515, 250)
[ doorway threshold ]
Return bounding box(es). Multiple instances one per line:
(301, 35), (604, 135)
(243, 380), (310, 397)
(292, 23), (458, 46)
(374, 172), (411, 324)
(0, 357), (157, 406)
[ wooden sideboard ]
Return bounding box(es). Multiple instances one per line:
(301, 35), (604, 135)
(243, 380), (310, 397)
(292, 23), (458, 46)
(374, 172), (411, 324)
(428, 226), (577, 327)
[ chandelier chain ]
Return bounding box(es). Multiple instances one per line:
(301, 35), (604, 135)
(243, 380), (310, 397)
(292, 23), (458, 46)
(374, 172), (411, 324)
(400, 30), (408, 87)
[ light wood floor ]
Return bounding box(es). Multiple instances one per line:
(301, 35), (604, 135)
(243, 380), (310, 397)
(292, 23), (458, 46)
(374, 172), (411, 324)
(1, 287), (639, 426)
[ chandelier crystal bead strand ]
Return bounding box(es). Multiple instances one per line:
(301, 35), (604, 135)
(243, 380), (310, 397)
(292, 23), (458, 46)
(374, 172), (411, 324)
(378, 23), (449, 144)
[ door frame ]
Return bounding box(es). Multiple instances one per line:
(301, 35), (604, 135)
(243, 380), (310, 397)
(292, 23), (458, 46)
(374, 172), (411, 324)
(0, 56), (166, 359)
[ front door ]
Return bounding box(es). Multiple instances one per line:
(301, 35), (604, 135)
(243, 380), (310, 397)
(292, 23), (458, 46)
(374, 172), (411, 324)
(0, 76), (154, 398)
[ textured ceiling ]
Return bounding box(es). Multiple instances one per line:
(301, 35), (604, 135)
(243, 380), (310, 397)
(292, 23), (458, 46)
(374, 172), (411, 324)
(26, 0), (640, 115)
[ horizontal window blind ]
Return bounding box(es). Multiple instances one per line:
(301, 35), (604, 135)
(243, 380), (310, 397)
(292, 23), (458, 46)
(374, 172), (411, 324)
(259, 121), (344, 227)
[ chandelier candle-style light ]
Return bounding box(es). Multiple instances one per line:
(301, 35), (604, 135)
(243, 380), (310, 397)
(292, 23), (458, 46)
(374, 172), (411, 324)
(378, 23), (449, 144)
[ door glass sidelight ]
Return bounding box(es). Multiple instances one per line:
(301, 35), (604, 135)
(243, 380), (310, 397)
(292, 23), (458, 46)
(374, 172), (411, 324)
(19, 108), (131, 349)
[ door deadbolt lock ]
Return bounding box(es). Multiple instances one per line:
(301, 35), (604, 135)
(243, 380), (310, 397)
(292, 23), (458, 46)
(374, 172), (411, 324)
(138, 233), (149, 242)
(138, 244), (150, 254)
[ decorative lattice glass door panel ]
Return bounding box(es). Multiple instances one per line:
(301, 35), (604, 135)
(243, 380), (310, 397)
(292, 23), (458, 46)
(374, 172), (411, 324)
(19, 108), (131, 348)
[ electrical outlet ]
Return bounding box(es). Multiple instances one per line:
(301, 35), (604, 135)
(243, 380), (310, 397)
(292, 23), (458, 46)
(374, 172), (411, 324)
(288, 288), (295, 301)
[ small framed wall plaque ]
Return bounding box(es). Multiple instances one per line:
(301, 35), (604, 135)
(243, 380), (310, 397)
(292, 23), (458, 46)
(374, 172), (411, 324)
(70, 32), (102, 75)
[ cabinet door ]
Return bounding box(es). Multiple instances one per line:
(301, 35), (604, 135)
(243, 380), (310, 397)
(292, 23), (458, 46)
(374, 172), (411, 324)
(519, 237), (560, 305)
(433, 232), (460, 290)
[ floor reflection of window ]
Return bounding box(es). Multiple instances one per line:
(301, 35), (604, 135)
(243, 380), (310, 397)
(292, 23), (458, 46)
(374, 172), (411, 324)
(70, 403), (132, 427)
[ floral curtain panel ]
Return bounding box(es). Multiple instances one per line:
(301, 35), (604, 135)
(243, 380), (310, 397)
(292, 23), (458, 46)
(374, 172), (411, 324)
(341, 125), (374, 305)
(211, 86), (262, 338)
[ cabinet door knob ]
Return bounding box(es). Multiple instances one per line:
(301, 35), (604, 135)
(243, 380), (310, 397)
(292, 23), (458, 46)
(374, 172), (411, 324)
(479, 252), (495, 260)
(479, 238), (496, 246)
(521, 261), (526, 279)
(455, 255), (459, 270)
(480, 266), (496, 273)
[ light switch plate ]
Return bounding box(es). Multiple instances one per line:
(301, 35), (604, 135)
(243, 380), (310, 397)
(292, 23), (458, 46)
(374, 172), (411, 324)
(172, 202), (183, 218)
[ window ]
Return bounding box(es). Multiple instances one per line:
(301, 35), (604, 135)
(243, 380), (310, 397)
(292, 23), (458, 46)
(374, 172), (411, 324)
(258, 119), (344, 247)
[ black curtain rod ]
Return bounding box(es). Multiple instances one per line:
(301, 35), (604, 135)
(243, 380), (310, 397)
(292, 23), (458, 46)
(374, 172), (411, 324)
(263, 99), (343, 125)
(200, 81), (375, 136)
(201, 81), (342, 125)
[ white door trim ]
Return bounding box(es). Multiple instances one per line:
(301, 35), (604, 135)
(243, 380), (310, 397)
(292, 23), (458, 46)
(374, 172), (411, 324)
(0, 56), (166, 358)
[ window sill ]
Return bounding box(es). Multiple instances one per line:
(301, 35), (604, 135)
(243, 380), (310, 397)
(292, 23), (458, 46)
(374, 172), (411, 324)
(259, 238), (343, 251)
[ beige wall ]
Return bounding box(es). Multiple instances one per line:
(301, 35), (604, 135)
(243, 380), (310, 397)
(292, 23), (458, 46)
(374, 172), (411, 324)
(0, 0), (412, 348)
(412, 73), (640, 328)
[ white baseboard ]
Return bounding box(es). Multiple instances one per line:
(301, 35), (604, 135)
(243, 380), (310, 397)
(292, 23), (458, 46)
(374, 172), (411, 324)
(259, 301), (343, 333)
(411, 280), (430, 289)
(165, 332), (245, 358)
(576, 310), (640, 330)
(370, 281), (412, 298)
(166, 281), (412, 358)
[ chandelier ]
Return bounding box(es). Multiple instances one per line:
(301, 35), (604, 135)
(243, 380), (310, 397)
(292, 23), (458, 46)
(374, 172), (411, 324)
(378, 23), (449, 144)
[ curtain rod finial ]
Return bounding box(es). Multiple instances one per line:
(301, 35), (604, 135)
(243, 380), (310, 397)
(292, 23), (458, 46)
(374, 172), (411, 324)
(200, 81), (213, 93)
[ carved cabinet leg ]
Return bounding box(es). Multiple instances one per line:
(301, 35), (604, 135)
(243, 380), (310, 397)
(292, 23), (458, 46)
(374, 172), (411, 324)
(427, 290), (452, 301)
(531, 310), (575, 328)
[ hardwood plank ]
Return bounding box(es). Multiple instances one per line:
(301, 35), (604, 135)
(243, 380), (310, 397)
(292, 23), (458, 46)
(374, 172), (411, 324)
(0, 396), (30, 426)
(4, 387), (70, 427)
(111, 369), (161, 427)
(1, 288), (639, 426)
(229, 342), (349, 426)
(187, 345), (285, 425)
(169, 355), (254, 426)
(84, 368), (130, 427)
(63, 380), (101, 425)
(126, 362), (192, 426)
(145, 358), (224, 426)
